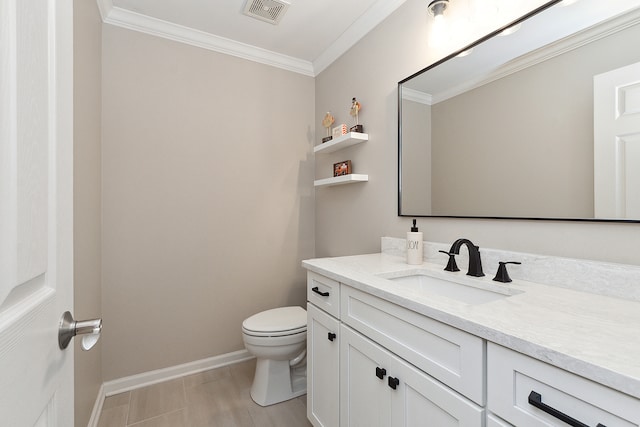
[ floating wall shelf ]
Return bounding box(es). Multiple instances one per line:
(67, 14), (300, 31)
(314, 174), (369, 187)
(314, 132), (368, 154)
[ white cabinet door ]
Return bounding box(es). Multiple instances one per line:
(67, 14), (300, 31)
(340, 325), (392, 427)
(307, 303), (340, 427)
(0, 0), (74, 426)
(391, 347), (484, 427)
(341, 325), (483, 427)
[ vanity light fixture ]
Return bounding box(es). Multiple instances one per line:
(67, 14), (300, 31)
(428, 0), (449, 18)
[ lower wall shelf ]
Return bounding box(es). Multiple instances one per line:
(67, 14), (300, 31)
(314, 174), (369, 187)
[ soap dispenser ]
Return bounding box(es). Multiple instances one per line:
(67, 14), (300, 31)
(406, 219), (423, 265)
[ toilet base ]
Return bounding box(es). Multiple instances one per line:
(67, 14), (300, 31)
(250, 357), (307, 406)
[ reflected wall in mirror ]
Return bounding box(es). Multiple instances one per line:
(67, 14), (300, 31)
(398, 0), (640, 221)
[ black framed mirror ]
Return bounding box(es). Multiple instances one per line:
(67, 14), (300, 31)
(398, 0), (640, 221)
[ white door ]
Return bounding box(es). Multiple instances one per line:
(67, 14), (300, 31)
(0, 0), (74, 425)
(594, 61), (640, 219)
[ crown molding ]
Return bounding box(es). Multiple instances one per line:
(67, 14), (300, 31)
(312, 0), (409, 75)
(431, 7), (640, 104)
(96, 0), (407, 77)
(401, 87), (433, 105)
(96, 0), (314, 76)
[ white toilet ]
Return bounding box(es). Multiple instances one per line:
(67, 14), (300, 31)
(242, 306), (307, 406)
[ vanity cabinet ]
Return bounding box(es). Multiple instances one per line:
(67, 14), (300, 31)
(341, 324), (484, 426)
(487, 343), (640, 427)
(305, 251), (640, 427)
(307, 271), (485, 427)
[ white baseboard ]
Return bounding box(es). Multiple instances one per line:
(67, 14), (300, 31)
(87, 349), (254, 426)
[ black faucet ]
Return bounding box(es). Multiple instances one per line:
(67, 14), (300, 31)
(448, 238), (484, 277)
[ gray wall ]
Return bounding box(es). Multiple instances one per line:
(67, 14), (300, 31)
(101, 25), (315, 380)
(315, 0), (640, 266)
(73, 1), (103, 425)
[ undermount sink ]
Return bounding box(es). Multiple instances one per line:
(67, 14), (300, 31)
(381, 272), (522, 305)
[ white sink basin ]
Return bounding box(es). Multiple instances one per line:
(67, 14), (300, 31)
(382, 272), (521, 305)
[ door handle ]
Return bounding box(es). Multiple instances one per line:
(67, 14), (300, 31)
(328, 332), (337, 341)
(58, 311), (102, 351)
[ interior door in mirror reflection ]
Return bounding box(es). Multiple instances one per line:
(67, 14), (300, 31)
(594, 61), (640, 219)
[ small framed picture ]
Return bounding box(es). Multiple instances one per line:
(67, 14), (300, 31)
(333, 160), (352, 177)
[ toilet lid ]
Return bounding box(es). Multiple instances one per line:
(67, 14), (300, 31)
(242, 306), (307, 334)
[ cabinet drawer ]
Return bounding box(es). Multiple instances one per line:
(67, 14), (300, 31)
(307, 272), (340, 318)
(341, 285), (485, 405)
(487, 343), (640, 427)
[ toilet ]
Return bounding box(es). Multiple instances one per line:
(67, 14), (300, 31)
(242, 306), (307, 406)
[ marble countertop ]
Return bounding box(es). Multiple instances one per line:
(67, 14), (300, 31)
(303, 253), (640, 399)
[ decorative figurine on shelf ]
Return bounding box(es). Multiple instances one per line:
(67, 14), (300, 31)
(349, 97), (363, 133)
(321, 112), (335, 143)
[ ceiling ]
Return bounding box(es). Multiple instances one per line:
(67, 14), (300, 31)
(98, 0), (410, 76)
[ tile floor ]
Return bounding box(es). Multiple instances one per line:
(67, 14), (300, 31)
(97, 359), (312, 427)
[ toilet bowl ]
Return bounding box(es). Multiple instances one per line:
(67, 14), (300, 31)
(242, 306), (307, 406)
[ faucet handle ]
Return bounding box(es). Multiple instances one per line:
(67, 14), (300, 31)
(493, 261), (521, 283)
(439, 250), (460, 272)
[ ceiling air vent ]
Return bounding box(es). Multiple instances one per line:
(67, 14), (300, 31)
(243, 0), (290, 25)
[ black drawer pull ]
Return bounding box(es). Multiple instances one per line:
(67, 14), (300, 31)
(388, 376), (399, 390)
(327, 332), (336, 342)
(528, 391), (606, 427)
(375, 367), (386, 380)
(311, 286), (329, 297)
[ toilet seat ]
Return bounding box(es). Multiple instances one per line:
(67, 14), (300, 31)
(242, 326), (306, 338)
(242, 306), (307, 337)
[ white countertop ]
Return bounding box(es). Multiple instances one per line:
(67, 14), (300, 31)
(303, 253), (640, 399)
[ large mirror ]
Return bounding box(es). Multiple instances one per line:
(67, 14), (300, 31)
(398, 0), (640, 221)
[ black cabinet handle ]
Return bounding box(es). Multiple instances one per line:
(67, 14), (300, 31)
(375, 367), (386, 380)
(311, 286), (329, 297)
(327, 332), (336, 342)
(528, 391), (606, 427)
(388, 376), (400, 390)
